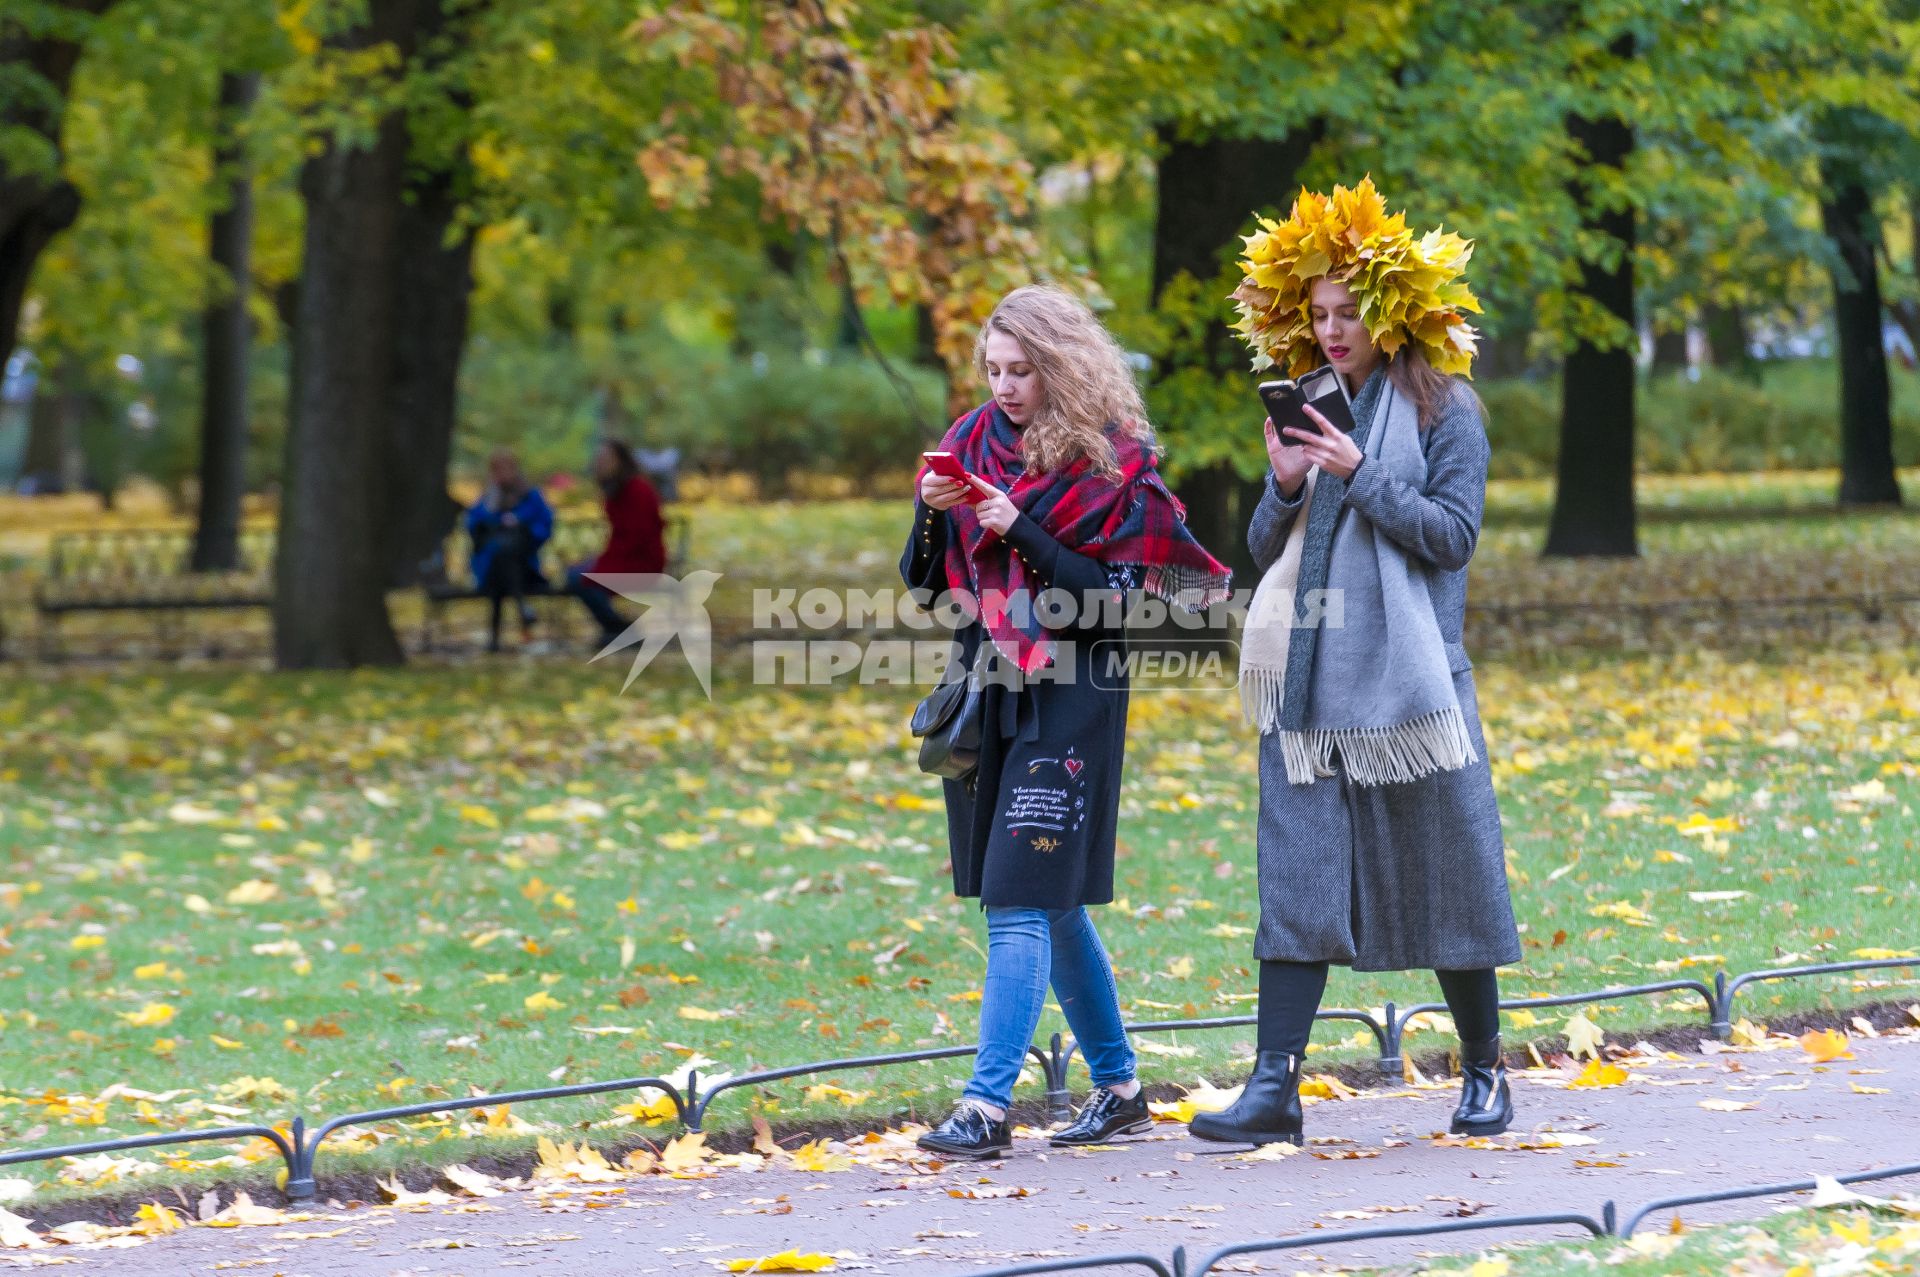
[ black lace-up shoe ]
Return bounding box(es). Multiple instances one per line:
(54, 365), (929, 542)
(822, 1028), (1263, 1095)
(1049, 1086), (1152, 1147)
(1450, 1035), (1514, 1136)
(917, 1101), (1012, 1159)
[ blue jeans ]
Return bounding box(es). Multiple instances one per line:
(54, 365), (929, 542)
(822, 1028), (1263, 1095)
(963, 906), (1136, 1111)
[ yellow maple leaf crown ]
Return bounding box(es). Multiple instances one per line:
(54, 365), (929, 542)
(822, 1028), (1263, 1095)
(1229, 176), (1482, 379)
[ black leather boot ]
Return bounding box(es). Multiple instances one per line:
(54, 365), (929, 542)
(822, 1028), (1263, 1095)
(1187, 1051), (1303, 1145)
(1450, 1035), (1513, 1135)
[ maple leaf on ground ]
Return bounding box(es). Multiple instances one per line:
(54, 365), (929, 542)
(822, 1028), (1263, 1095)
(660, 1131), (711, 1173)
(950, 1184), (1032, 1199)
(442, 1165), (515, 1197)
(784, 1140), (853, 1172)
(1568, 1060), (1629, 1089)
(378, 1175), (456, 1206)
(1563, 1011), (1606, 1060)
(727, 1251), (836, 1273)
(1799, 1029), (1854, 1063)
(534, 1138), (623, 1184)
(0, 1208), (47, 1249)
(203, 1192), (288, 1227)
(132, 1203), (184, 1236)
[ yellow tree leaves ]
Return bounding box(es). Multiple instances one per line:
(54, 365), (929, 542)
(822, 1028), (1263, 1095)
(630, 0), (1065, 409)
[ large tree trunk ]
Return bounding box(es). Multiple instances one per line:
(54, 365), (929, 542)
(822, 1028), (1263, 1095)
(1150, 122), (1323, 589)
(274, 0), (479, 666)
(1545, 82), (1638, 558)
(0, 1), (117, 365)
(1819, 167), (1902, 506)
(379, 148), (474, 587)
(1649, 324), (1688, 377)
(274, 106), (409, 668)
(192, 71), (259, 572)
(1702, 301), (1758, 381)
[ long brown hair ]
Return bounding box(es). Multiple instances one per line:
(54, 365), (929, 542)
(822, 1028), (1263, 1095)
(973, 285), (1156, 481)
(1383, 345), (1479, 428)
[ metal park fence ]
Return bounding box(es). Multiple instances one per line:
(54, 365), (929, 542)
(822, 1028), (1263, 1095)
(0, 956), (1911, 1206)
(957, 1158), (1920, 1277)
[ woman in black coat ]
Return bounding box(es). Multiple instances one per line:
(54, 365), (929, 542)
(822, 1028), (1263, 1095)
(900, 285), (1231, 1158)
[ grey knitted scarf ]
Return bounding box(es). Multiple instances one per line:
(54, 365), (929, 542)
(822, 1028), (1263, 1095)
(1238, 368), (1476, 785)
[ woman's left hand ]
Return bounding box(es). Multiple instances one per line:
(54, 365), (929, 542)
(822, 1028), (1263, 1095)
(1283, 404), (1365, 480)
(967, 476), (1018, 535)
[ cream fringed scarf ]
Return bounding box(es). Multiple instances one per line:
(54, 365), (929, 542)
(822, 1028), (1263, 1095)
(1237, 373), (1477, 786)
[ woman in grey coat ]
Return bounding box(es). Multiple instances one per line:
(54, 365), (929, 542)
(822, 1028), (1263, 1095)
(1191, 220), (1521, 1146)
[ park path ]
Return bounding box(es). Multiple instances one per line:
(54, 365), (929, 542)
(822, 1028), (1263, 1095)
(29, 1030), (1920, 1276)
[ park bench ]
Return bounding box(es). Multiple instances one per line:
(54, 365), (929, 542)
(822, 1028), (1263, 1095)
(31, 512), (691, 658)
(418, 511), (692, 650)
(32, 528), (277, 659)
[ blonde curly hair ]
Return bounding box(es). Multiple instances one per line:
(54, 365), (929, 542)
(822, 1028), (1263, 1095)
(973, 285), (1156, 481)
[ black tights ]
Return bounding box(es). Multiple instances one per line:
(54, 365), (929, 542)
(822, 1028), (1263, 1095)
(1255, 961), (1501, 1056)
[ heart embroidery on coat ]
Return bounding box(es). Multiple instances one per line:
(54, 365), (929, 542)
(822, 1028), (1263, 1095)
(1063, 758), (1084, 780)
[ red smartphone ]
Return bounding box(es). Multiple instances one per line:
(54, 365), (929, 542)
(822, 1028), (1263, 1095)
(922, 451), (986, 504)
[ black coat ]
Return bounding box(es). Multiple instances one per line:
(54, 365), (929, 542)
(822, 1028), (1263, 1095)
(900, 499), (1137, 911)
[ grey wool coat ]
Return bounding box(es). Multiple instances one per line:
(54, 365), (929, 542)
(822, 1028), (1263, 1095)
(1249, 377), (1521, 972)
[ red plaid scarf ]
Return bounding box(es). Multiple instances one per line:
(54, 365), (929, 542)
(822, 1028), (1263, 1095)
(918, 402), (1233, 673)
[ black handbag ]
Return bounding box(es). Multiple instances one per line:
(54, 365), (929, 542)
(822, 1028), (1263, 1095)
(910, 667), (985, 784)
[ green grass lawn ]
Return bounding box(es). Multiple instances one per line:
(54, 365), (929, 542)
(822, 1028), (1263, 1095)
(1, 634), (1916, 1197)
(1363, 1201), (1920, 1276)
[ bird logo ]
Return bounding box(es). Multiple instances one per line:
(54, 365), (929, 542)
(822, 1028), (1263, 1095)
(585, 570), (723, 697)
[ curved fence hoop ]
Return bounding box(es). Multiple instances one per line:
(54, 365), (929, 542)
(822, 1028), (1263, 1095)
(943, 1255), (1176, 1277)
(1620, 1159), (1920, 1237)
(687, 1044), (987, 1132)
(1179, 1211), (1611, 1277)
(287, 1076), (685, 1199)
(0, 1124), (295, 1178)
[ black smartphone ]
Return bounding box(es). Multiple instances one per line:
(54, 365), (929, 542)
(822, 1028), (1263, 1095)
(1257, 379), (1316, 446)
(1296, 365), (1357, 436)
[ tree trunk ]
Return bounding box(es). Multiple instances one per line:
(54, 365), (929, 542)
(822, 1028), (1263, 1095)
(0, 1), (117, 365)
(1649, 324), (1688, 377)
(192, 71), (259, 572)
(1150, 122), (1324, 588)
(273, 109), (409, 668)
(1702, 301), (1758, 381)
(1819, 166), (1902, 506)
(1880, 187), (1920, 367)
(22, 379), (68, 490)
(274, 0), (480, 666)
(379, 146), (474, 587)
(1545, 86), (1638, 558)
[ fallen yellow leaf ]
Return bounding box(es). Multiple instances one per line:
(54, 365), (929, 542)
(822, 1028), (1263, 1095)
(1568, 1060), (1629, 1089)
(1800, 1029), (1854, 1063)
(1564, 1011), (1606, 1060)
(727, 1251), (836, 1273)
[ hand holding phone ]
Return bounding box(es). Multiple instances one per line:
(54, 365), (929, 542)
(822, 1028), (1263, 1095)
(922, 451), (986, 505)
(1257, 380), (1317, 447)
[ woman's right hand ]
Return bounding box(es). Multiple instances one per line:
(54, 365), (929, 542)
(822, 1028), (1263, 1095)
(1264, 418), (1313, 496)
(920, 470), (970, 510)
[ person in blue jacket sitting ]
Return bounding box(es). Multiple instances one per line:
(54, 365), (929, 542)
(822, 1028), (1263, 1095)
(466, 450), (554, 651)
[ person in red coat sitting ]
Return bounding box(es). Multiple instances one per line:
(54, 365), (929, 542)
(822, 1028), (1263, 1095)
(566, 438), (666, 641)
